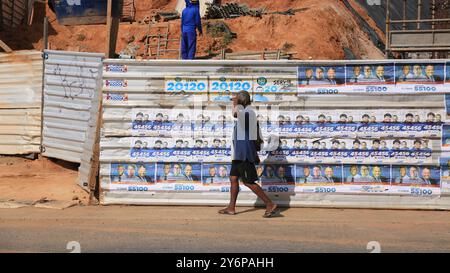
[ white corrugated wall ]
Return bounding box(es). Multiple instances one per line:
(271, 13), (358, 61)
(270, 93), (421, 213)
(42, 50), (104, 163)
(0, 50), (42, 154)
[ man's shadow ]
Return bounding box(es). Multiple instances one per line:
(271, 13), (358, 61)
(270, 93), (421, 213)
(237, 139), (293, 217)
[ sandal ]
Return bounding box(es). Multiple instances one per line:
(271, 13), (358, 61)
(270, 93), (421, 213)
(263, 204), (278, 218)
(218, 208), (236, 215)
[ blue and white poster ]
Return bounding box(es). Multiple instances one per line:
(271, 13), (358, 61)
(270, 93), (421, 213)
(345, 63), (395, 93)
(297, 65), (346, 94)
(395, 62), (446, 92)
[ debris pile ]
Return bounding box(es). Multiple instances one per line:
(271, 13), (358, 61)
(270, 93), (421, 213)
(205, 2), (265, 19)
(222, 50), (295, 60)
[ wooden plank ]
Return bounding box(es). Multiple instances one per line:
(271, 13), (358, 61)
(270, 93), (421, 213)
(0, 39), (13, 52)
(105, 0), (121, 58)
(105, 0), (113, 57)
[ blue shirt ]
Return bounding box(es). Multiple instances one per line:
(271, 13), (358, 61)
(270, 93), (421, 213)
(182, 1), (202, 34)
(232, 106), (260, 163)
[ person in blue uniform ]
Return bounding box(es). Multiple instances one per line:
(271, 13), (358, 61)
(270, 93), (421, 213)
(181, 0), (203, 60)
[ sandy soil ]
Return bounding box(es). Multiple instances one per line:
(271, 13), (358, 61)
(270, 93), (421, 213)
(1, 206), (449, 252)
(0, 0), (384, 59)
(0, 156), (88, 205)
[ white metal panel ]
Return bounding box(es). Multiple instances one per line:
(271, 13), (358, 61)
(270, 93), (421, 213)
(99, 59), (450, 207)
(42, 50), (103, 163)
(77, 70), (103, 191)
(0, 50), (42, 154)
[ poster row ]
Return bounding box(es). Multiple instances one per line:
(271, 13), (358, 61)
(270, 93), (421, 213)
(99, 136), (440, 164)
(121, 109), (445, 138)
(103, 62), (450, 96)
(102, 162), (445, 197)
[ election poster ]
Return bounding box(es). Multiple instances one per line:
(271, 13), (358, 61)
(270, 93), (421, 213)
(294, 164), (342, 194)
(108, 163), (157, 192)
(154, 162), (203, 192)
(395, 63), (446, 92)
(257, 109), (443, 139)
(297, 65), (346, 94)
(390, 165), (441, 196)
(340, 164), (391, 195)
(164, 76), (208, 93)
(252, 75), (298, 102)
(202, 163), (231, 185)
(297, 62), (450, 94)
(209, 76), (253, 102)
(256, 164), (296, 194)
(264, 137), (433, 165)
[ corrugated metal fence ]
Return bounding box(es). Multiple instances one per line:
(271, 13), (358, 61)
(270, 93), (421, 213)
(42, 50), (104, 163)
(0, 50), (42, 154)
(98, 59), (450, 209)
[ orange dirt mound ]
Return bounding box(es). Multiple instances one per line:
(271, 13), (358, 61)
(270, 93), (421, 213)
(0, 0), (384, 59)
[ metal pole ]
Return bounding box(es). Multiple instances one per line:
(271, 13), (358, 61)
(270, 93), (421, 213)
(178, 36), (182, 59)
(386, 0), (390, 58)
(417, 0), (422, 30)
(39, 17), (48, 156)
(431, 0), (436, 58)
(43, 17), (48, 50)
(402, 0), (407, 30)
(431, 0), (436, 30)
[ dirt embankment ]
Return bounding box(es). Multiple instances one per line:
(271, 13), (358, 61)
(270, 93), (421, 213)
(0, 156), (88, 205)
(0, 0), (384, 59)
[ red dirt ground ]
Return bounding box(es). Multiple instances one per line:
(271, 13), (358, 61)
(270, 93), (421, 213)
(0, 156), (88, 205)
(0, 0), (384, 59)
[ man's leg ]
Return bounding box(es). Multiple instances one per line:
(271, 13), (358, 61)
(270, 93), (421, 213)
(220, 175), (239, 214)
(181, 32), (188, 60)
(243, 182), (276, 213)
(186, 31), (197, 60)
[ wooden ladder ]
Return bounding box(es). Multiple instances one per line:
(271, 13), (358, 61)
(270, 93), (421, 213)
(144, 22), (182, 59)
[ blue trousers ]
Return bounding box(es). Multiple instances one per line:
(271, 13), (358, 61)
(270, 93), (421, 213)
(181, 31), (197, 60)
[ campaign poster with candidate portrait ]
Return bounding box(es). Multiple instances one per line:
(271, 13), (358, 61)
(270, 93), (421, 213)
(131, 109), (187, 137)
(343, 164), (390, 184)
(263, 109), (443, 140)
(294, 164), (343, 194)
(274, 137), (433, 165)
(346, 63), (394, 84)
(192, 110), (219, 138)
(202, 163), (231, 185)
(110, 163), (156, 184)
(156, 162), (202, 184)
(256, 164), (296, 194)
(130, 137), (195, 162)
(395, 62), (446, 93)
(295, 164), (343, 184)
(257, 164), (295, 184)
(390, 165), (441, 196)
(297, 65), (345, 94)
(205, 110), (234, 138)
(340, 164), (391, 195)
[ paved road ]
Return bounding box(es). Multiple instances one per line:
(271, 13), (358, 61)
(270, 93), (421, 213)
(1, 206), (449, 253)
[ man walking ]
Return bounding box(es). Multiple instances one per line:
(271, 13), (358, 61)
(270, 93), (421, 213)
(218, 91), (278, 217)
(181, 0), (202, 60)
